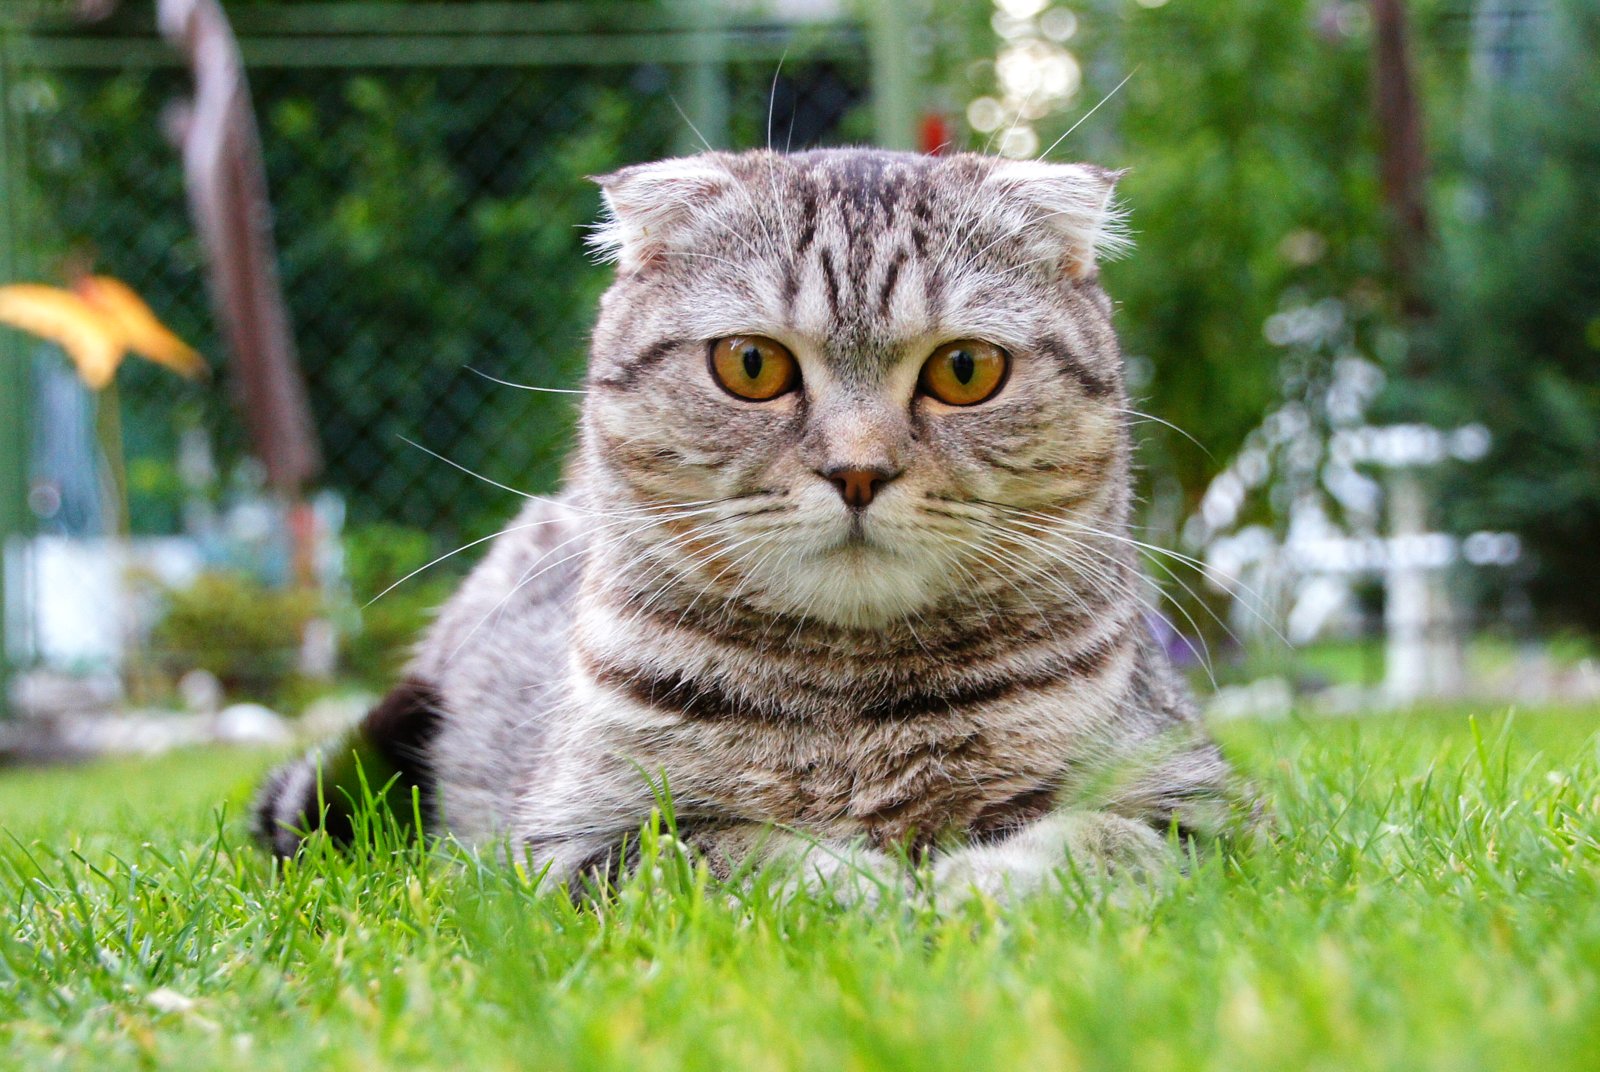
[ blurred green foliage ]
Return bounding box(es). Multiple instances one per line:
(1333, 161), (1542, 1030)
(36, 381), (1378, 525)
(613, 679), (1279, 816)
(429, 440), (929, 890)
(144, 523), (451, 704)
(1417, 0), (1600, 631)
(148, 570), (320, 701)
(341, 523), (455, 687)
(1088, 0), (1386, 504)
(260, 67), (650, 538)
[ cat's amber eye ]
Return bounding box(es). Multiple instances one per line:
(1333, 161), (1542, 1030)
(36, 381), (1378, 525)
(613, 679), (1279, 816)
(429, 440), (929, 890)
(709, 335), (799, 401)
(918, 340), (1009, 406)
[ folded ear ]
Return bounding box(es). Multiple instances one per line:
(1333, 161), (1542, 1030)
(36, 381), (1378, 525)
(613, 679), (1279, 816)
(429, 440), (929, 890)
(588, 156), (733, 273)
(981, 160), (1130, 282)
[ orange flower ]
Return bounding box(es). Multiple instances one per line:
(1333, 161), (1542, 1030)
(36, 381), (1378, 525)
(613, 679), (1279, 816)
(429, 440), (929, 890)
(0, 275), (205, 389)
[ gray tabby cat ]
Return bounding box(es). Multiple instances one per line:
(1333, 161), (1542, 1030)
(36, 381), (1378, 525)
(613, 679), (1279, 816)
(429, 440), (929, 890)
(256, 148), (1249, 900)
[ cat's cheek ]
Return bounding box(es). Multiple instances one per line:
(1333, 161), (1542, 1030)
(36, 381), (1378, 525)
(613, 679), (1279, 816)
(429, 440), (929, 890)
(909, 423), (1012, 494)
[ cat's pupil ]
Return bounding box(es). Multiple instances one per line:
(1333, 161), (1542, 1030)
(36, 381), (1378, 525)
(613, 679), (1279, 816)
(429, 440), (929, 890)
(951, 350), (975, 384)
(742, 346), (763, 380)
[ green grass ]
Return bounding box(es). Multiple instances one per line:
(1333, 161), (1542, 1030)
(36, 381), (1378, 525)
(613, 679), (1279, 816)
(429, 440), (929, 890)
(3, 708), (1600, 1071)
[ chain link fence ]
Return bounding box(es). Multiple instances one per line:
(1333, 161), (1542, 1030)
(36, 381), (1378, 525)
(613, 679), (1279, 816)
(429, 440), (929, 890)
(0, 2), (880, 719)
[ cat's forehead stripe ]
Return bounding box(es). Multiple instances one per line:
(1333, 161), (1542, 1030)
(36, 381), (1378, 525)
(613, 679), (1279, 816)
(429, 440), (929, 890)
(763, 153), (963, 366)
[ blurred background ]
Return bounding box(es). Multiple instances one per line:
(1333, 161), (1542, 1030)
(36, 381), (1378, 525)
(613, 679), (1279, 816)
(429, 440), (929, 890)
(0, 0), (1595, 759)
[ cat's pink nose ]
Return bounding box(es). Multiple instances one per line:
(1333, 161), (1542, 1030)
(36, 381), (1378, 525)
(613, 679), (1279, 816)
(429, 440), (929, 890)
(822, 466), (899, 510)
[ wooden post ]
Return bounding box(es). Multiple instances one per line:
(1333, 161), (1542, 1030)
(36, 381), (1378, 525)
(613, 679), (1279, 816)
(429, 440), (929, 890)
(1371, 0), (1463, 699)
(1371, 0), (1431, 313)
(159, 0), (322, 585)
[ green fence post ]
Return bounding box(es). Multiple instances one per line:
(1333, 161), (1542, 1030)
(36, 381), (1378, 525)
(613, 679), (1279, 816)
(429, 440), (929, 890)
(869, 0), (917, 151)
(678, 0), (729, 153)
(0, 30), (30, 721)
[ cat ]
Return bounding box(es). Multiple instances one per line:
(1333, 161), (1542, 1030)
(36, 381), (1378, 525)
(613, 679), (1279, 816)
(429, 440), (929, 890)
(255, 148), (1251, 901)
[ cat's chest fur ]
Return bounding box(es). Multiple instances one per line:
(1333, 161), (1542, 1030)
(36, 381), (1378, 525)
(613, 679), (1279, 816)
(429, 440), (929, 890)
(586, 688), (1126, 848)
(506, 583), (1139, 852)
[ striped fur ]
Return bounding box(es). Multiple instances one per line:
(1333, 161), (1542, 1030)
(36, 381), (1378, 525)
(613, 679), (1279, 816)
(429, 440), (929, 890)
(256, 149), (1249, 899)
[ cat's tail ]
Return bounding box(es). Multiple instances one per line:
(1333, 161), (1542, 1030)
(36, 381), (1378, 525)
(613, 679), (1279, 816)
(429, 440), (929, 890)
(252, 677), (446, 857)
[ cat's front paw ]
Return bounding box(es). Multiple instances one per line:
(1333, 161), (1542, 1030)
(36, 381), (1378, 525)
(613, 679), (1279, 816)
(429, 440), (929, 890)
(784, 838), (908, 908)
(932, 810), (1172, 909)
(693, 825), (906, 908)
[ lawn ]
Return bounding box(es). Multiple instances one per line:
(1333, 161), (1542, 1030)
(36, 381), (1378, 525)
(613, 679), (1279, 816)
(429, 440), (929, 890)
(2, 707), (1599, 1071)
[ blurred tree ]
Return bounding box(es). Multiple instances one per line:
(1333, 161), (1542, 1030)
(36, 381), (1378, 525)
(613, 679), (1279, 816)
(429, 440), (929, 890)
(1087, 0), (1387, 517)
(1415, 0), (1600, 630)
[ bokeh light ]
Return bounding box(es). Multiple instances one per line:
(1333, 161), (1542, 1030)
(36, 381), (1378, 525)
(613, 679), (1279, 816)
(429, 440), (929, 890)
(973, 2), (1087, 157)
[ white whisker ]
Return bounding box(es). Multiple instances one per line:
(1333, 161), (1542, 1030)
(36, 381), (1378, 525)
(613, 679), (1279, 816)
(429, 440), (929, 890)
(1113, 407), (1213, 459)
(1036, 67), (1140, 162)
(466, 366), (587, 395)
(365, 518), (552, 607)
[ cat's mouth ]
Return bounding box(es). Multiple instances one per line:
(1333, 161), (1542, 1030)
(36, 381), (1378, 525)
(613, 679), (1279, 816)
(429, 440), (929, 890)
(826, 512), (896, 557)
(796, 497), (905, 561)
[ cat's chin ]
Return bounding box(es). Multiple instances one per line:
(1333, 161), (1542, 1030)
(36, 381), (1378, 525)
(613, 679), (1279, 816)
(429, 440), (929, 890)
(760, 540), (949, 630)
